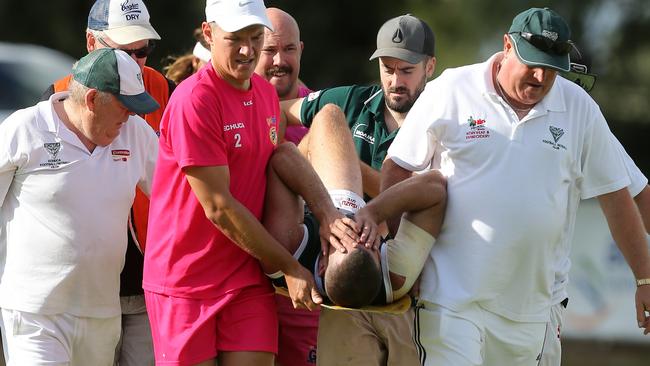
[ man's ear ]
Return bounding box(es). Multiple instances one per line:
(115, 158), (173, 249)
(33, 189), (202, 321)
(86, 31), (96, 53)
(503, 33), (513, 53)
(426, 56), (436, 78)
(85, 89), (98, 111)
(202, 22), (214, 45)
(318, 254), (328, 276)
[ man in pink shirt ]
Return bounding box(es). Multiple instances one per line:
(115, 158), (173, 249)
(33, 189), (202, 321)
(143, 1), (354, 365)
(254, 7), (311, 145)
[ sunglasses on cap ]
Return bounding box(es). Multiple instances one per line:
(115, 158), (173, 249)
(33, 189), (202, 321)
(515, 32), (577, 56)
(560, 62), (596, 92)
(97, 37), (156, 59)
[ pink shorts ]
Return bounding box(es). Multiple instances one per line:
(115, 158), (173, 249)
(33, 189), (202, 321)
(275, 294), (320, 366)
(145, 285), (278, 365)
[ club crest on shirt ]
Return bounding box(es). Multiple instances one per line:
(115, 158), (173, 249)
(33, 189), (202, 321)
(44, 142), (61, 159)
(542, 125), (567, 150)
(112, 149), (131, 161)
(40, 142), (69, 168)
(465, 116), (490, 140)
(306, 90), (321, 102)
(267, 116), (277, 145)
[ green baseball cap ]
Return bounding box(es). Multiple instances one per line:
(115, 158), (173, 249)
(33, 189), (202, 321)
(508, 7), (572, 72)
(72, 48), (159, 114)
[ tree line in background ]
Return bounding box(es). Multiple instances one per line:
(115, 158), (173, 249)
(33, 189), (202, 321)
(0, 0), (648, 172)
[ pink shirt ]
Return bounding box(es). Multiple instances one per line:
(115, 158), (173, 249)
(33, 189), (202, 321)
(284, 85), (312, 144)
(143, 65), (280, 298)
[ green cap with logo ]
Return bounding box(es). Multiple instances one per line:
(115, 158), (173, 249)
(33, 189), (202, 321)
(72, 48), (159, 114)
(508, 7), (572, 72)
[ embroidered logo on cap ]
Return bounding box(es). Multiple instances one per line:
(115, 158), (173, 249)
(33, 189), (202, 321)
(392, 29), (403, 43)
(120, 0), (141, 21)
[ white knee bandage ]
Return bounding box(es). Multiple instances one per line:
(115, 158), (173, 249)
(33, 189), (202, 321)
(386, 217), (435, 301)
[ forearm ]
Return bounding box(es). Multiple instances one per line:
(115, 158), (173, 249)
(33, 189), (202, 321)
(634, 185), (650, 234)
(360, 161), (380, 199)
(210, 196), (301, 275)
(380, 158), (414, 235)
(363, 171), (445, 224)
(599, 188), (650, 279)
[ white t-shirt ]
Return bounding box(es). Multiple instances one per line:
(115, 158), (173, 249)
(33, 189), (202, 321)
(0, 92), (158, 317)
(551, 137), (648, 305)
(387, 53), (630, 322)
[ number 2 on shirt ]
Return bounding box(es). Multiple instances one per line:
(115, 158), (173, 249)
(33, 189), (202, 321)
(234, 133), (242, 148)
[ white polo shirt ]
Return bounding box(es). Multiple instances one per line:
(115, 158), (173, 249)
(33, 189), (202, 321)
(551, 137), (648, 305)
(388, 53), (630, 322)
(0, 92), (158, 318)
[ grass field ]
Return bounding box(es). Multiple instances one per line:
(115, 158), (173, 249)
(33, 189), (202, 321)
(563, 339), (650, 366)
(0, 339), (647, 365)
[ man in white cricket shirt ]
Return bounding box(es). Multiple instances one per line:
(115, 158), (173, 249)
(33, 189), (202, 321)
(0, 48), (159, 365)
(382, 7), (650, 366)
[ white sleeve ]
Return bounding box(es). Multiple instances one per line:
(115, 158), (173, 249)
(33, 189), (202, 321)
(0, 117), (19, 205)
(579, 107), (630, 199)
(387, 81), (440, 172)
(611, 134), (648, 197)
(137, 122), (159, 197)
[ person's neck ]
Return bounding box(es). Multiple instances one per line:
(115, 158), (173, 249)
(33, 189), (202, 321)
(383, 106), (406, 133)
(58, 99), (97, 153)
(279, 85), (300, 101)
(493, 61), (535, 120)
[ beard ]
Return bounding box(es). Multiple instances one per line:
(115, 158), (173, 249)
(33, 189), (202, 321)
(383, 75), (427, 113)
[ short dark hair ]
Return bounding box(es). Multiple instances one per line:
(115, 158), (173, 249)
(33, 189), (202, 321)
(324, 247), (382, 308)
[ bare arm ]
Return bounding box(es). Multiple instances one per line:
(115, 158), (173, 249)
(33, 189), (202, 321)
(185, 165), (321, 309)
(598, 188), (650, 333)
(634, 185), (650, 234)
(361, 170), (445, 226)
(380, 158), (415, 236)
(278, 97), (305, 141)
(360, 161), (380, 199)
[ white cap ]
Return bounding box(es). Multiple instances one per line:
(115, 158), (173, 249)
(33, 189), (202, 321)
(205, 0), (273, 33)
(88, 0), (161, 45)
(193, 42), (212, 63)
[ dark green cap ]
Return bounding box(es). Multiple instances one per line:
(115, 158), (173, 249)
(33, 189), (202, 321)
(508, 7), (571, 72)
(72, 48), (159, 114)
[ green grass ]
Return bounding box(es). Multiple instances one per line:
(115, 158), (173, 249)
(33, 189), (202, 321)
(562, 339), (650, 366)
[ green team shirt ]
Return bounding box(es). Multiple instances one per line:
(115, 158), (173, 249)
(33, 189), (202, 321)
(300, 85), (398, 171)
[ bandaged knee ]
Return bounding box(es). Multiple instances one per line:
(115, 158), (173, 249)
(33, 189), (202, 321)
(386, 217), (435, 301)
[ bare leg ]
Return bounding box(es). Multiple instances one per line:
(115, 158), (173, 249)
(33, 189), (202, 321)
(298, 104), (362, 195)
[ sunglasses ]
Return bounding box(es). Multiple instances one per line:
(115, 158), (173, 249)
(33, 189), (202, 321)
(515, 32), (576, 56)
(97, 37), (156, 59)
(559, 63), (596, 92)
